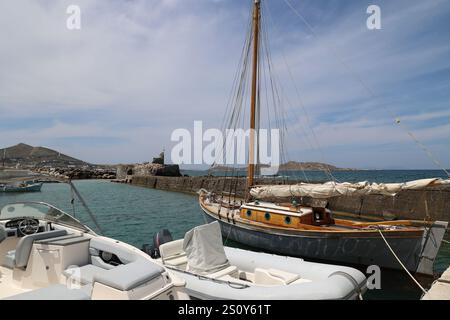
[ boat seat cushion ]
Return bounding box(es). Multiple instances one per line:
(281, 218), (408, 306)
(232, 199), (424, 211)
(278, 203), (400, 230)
(268, 268), (300, 284)
(0, 225), (6, 243)
(5, 284), (90, 300)
(14, 229), (68, 268)
(159, 239), (184, 259)
(164, 254), (188, 267)
(93, 258), (165, 291)
(159, 239), (187, 267)
(2, 230), (67, 269)
(64, 264), (108, 285)
(80, 284), (93, 296)
(3, 250), (16, 269)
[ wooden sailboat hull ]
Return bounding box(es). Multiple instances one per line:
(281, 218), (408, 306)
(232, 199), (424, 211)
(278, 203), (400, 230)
(200, 199), (447, 275)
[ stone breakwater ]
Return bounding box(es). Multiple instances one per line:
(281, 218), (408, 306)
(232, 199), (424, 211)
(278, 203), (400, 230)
(116, 163), (181, 178)
(130, 175), (450, 222)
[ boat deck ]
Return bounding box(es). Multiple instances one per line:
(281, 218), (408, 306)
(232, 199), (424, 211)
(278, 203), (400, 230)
(0, 266), (29, 299)
(422, 267), (450, 300)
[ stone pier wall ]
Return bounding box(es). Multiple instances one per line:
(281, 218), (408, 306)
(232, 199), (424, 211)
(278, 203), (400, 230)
(130, 176), (450, 222)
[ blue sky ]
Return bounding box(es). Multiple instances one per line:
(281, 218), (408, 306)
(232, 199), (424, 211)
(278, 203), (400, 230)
(0, 0), (449, 169)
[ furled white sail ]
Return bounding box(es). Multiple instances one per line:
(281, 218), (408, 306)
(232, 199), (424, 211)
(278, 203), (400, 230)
(250, 178), (450, 199)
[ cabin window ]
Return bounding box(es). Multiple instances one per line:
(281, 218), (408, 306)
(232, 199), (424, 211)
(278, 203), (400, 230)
(246, 209), (252, 218)
(264, 212), (271, 221)
(284, 216), (292, 225)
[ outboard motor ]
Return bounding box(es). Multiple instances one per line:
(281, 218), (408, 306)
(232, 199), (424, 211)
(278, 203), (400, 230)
(142, 229), (173, 259)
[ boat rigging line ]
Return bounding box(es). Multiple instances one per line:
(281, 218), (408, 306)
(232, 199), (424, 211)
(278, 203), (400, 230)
(282, 0), (450, 178)
(70, 185), (76, 218)
(67, 180), (103, 235)
(263, 0), (338, 183)
(377, 227), (427, 295)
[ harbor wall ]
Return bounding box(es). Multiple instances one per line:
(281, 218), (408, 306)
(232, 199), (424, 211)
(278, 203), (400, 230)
(130, 176), (450, 222)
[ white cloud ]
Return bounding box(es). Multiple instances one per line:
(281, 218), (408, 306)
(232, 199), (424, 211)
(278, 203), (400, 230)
(0, 0), (449, 168)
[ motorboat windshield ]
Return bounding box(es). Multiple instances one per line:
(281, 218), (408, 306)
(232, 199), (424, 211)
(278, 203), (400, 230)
(0, 202), (91, 232)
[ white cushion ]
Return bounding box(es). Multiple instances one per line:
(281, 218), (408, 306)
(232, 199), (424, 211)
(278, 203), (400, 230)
(164, 255), (188, 267)
(254, 268), (300, 285)
(254, 268), (284, 285)
(2, 250), (16, 269)
(159, 239), (184, 260)
(268, 268), (300, 284)
(64, 264), (107, 285)
(5, 284), (90, 300)
(93, 258), (164, 291)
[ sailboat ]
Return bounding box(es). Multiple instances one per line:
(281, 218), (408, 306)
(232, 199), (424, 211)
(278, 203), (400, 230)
(199, 0), (448, 276)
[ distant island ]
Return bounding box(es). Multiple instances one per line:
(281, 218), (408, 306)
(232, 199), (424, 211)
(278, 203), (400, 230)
(278, 161), (353, 171)
(209, 161), (353, 172)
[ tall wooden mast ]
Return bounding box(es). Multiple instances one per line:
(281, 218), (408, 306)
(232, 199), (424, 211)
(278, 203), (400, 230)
(248, 0), (260, 189)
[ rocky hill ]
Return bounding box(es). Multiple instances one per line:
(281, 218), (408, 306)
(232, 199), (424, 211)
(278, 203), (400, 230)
(209, 161), (350, 172)
(0, 143), (88, 168)
(278, 161), (351, 171)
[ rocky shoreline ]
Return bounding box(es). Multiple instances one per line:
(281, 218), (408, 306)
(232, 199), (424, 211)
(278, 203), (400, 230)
(33, 167), (116, 180)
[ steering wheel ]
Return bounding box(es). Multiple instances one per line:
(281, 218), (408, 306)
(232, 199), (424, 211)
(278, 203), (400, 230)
(18, 218), (40, 236)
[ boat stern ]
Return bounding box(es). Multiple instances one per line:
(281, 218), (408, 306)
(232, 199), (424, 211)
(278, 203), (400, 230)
(416, 221), (448, 276)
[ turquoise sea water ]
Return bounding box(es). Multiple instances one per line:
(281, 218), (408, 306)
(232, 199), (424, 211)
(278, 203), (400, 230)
(183, 169), (450, 183)
(0, 179), (449, 300)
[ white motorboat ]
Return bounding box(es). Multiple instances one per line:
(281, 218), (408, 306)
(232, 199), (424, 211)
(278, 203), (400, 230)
(0, 202), (188, 300)
(152, 222), (367, 300)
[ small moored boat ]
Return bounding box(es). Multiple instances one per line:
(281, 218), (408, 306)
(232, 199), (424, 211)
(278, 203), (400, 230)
(200, 191), (448, 276)
(0, 202), (188, 300)
(151, 222), (367, 300)
(1, 181), (43, 193)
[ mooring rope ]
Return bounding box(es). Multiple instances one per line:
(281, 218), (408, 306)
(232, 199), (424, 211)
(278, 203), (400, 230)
(164, 265), (250, 289)
(377, 228), (427, 294)
(223, 215), (235, 246)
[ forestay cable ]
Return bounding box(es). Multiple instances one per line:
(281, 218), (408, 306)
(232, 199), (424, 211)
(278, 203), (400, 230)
(282, 0), (450, 178)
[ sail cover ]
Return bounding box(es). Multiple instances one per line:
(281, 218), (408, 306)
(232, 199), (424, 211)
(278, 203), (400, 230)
(250, 178), (450, 199)
(183, 221), (230, 275)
